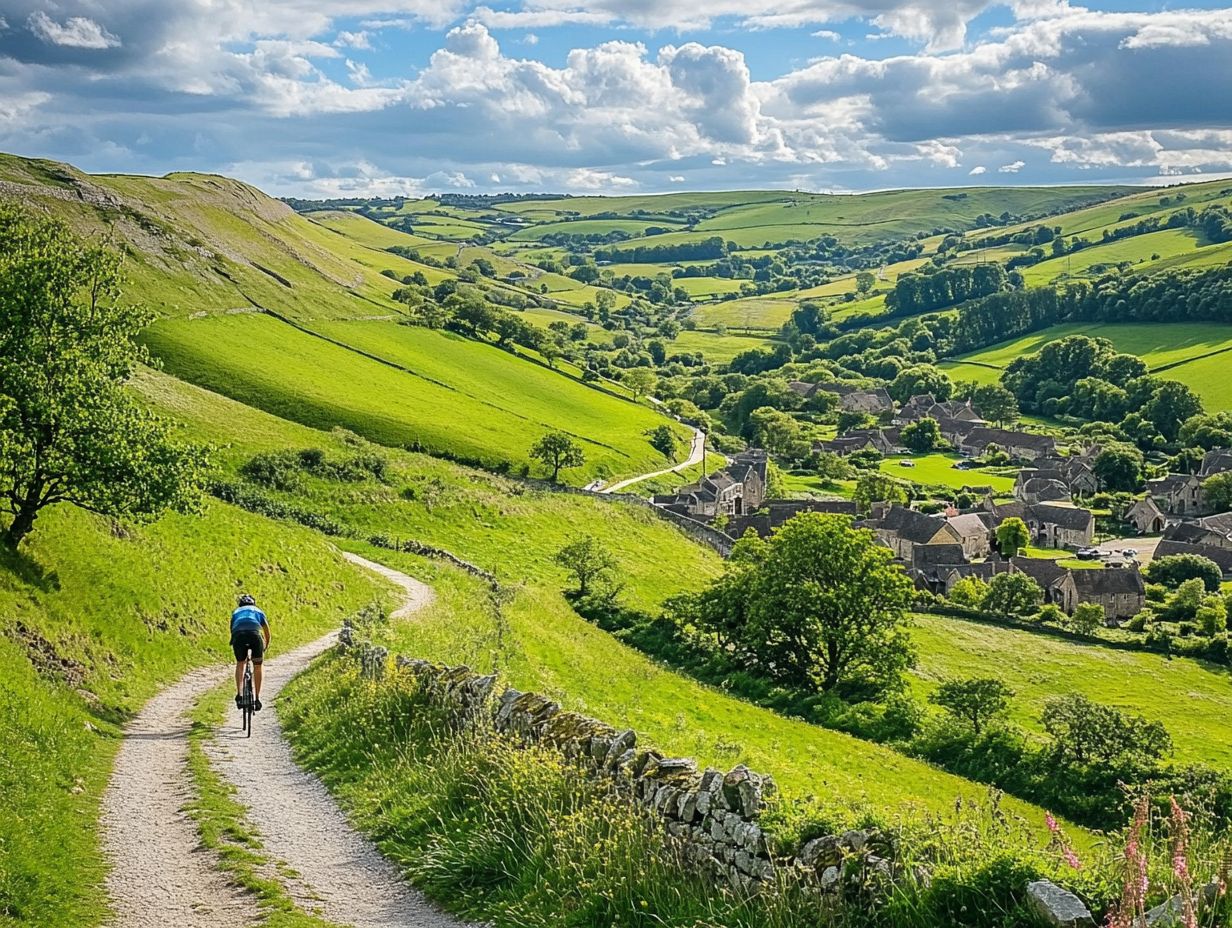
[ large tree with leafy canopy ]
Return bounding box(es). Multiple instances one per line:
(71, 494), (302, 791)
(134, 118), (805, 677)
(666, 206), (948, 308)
(0, 206), (205, 548)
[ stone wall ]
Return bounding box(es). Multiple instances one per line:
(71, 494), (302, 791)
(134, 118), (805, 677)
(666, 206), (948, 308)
(340, 635), (907, 896)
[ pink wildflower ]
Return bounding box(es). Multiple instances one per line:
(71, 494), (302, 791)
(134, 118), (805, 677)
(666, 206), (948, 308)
(1046, 812), (1059, 834)
(1063, 847), (1083, 871)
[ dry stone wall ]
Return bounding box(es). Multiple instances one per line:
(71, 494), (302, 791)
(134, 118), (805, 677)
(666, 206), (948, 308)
(340, 633), (909, 896)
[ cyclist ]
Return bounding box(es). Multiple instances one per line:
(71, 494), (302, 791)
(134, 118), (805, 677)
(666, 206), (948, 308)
(231, 593), (270, 711)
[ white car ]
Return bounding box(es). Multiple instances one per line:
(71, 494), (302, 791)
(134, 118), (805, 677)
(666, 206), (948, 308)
(899, 460), (916, 468)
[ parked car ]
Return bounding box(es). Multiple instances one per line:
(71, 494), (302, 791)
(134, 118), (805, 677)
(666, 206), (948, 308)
(1076, 547), (1103, 560)
(1121, 548), (1138, 559)
(899, 460), (916, 468)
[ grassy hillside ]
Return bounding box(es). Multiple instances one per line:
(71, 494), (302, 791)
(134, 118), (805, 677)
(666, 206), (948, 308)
(140, 314), (685, 482)
(0, 501), (388, 926)
(941, 321), (1232, 404)
(131, 368), (1086, 836)
(911, 613), (1232, 769)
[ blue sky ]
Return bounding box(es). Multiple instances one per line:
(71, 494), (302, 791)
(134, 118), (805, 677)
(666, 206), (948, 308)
(2, 1), (1231, 196)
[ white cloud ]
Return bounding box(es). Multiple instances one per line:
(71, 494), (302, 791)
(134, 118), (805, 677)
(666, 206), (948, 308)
(27, 11), (120, 49)
(998, 160), (1026, 173)
(345, 59), (372, 85)
(522, 33), (539, 45)
(811, 30), (842, 41)
(968, 165), (987, 175)
(669, 174), (685, 182)
(334, 31), (371, 49)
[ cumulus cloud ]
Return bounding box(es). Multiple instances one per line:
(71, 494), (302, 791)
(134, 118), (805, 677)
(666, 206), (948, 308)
(1, 2), (1230, 195)
(27, 11), (120, 48)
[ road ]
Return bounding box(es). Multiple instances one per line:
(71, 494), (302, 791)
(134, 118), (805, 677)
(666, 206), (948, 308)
(597, 427), (710, 494)
(100, 554), (463, 928)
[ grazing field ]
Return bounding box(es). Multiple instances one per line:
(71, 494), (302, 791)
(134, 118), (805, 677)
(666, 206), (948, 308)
(141, 314), (685, 482)
(688, 297), (796, 330)
(942, 321), (1232, 394)
(1019, 227), (1210, 286)
(879, 453), (1015, 493)
(668, 330), (782, 363)
(911, 613), (1232, 770)
(508, 217), (687, 240)
(674, 275), (746, 298)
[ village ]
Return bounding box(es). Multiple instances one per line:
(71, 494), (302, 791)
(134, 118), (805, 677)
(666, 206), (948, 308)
(653, 388), (1232, 626)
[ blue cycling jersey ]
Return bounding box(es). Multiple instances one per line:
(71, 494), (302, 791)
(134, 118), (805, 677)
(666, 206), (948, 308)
(230, 605), (268, 633)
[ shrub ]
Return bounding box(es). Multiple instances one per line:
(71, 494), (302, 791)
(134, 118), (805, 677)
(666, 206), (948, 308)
(1068, 602), (1105, 636)
(1144, 553), (1222, 592)
(1125, 610), (1151, 632)
(239, 451), (303, 491)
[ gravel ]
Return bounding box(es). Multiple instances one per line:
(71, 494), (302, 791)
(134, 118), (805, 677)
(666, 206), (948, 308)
(102, 553), (462, 928)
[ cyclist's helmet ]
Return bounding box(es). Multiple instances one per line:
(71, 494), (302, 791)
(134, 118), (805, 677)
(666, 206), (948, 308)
(237, 593), (257, 607)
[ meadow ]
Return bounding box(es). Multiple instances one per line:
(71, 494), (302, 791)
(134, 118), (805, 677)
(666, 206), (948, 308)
(911, 612), (1232, 769)
(668, 329), (782, 363)
(140, 314), (685, 483)
(688, 297), (797, 331)
(878, 453), (1015, 494)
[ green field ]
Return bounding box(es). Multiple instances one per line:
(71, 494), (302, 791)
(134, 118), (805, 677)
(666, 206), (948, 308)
(1019, 227), (1212, 286)
(942, 321), (1232, 400)
(688, 297), (796, 331)
(141, 314), (685, 482)
(912, 613), (1232, 769)
(880, 453), (1015, 493)
(674, 275), (746, 298)
(668, 330), (781, 363)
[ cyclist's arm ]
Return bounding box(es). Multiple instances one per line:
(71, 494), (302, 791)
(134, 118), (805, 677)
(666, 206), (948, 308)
(261, 615), (271, 648)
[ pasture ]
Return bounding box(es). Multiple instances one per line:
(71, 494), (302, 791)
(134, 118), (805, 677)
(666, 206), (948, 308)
(141, 314), (685, 482)
(879, 453), (1015, 493)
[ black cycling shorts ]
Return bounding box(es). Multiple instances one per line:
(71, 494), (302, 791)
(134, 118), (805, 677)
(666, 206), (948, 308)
(231, 627), (265, 663)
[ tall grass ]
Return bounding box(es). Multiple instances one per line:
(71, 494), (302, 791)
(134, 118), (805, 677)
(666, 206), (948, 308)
(282, 651), (1230, 928)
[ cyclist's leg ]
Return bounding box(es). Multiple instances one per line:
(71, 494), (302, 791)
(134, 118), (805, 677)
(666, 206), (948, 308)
(251, 634), (264, 702)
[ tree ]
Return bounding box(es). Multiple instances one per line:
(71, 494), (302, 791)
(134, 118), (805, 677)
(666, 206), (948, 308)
(1041, 694), (1171, 767)
(888, 365), (953, 403)
(855, 271), (876, 295)
(982, 573), (1043, 616)
(646, 425), (678, 461)
(742, 514), (915, 695)
(901, 417), (943, 453)
(1143, 380), (1203, 442)
(554, 535), (616, 599)
(1093, 444), (1145, 493)
(1198, 596), (1227, 636)
(948, 575), (989, 608)
(837, 410), (876, 434)
(747, 407), (801, 455)
(0, 206), (205, 548)
(529, 432), (585, 483)
(853, 472), (910, 514)
(972, 384), (1019, 426)
(1068, 602), (1105, 636)
(623, 368), (657, 402)
(930, 678), (1014, 735)
(1144, 553), (1222, 592)
(995, 517), (1030, 557)
(1202, 472), (1232, 513)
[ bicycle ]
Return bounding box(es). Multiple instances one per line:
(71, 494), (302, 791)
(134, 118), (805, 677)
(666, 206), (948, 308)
(240, 651), (256, 737)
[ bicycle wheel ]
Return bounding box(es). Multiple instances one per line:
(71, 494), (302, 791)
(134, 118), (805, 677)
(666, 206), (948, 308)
(243, 660), (254, 737)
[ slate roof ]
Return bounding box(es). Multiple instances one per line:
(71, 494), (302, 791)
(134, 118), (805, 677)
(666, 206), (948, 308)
(1028, 503), (1095, 532)
(1147, 473), (1198, 496)
(1069, 567), (1145, 596)
(962, 427), (1057, 455)
(947, 512), (991, 541)
(1155, 540), (1232, 573)
(1009, 556), (1070, 587)
(912, 542), (967, 569)
(1198, 512), (1232, 537)
(1201, 450), (1232, 477)
(877, 506), (954, 544)
(1022, 478), (1071, 501)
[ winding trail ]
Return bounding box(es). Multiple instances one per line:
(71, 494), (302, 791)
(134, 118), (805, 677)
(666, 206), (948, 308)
(101, 553), (461, 928)
(597, 427), (710, 494)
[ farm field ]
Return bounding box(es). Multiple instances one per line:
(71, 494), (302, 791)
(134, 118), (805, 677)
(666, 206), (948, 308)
(674, 275), (746, 297)
(668, 330), (781, 363)
(942, 321), (1232, 394)
(1019, 227), (1210, 286)
(140, 314), (685, 482)
(688, 297), (796, 331)
(507, 217), (687, 240)
(879, 453), (1015, 493)
(911, 613), (1232, 770)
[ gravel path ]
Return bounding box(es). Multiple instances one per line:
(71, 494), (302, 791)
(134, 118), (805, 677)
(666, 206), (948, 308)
(101, 667), (254, 928)
(102, 553), (460, 928)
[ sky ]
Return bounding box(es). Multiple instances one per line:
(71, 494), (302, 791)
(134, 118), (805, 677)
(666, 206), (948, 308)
(1, 1), (1231, 197)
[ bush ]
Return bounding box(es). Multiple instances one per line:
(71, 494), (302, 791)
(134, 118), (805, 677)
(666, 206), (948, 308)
(1144, 553), (1222, 592)
(1125, 610), (1151, 632)
(239, 451), (303, 491)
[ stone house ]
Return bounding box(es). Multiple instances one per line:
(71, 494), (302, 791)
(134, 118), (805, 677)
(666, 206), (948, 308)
(987, 500), (1095, 548)
(654, 450), (767, 520)
(1126, 496), (1169, 534)
(1200, 449), (1232, 477)
(790, 381), (894, 415)
(959, 427), (1057, 462)
(1057, 568), (1146, 620)
(907, 542), (970, 593)
(1008, 557), (1145, 619)
(1015, 457), (1098, 499)
(945, 512), (993, 559)
(726, 499), (857, 539)
(866, 505), (964, 561)
(814, 428), (900, 457)
(897, 395), (985, 426)
(1016, 477), (1071, 504)
(1146, 473), (1205, 516)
